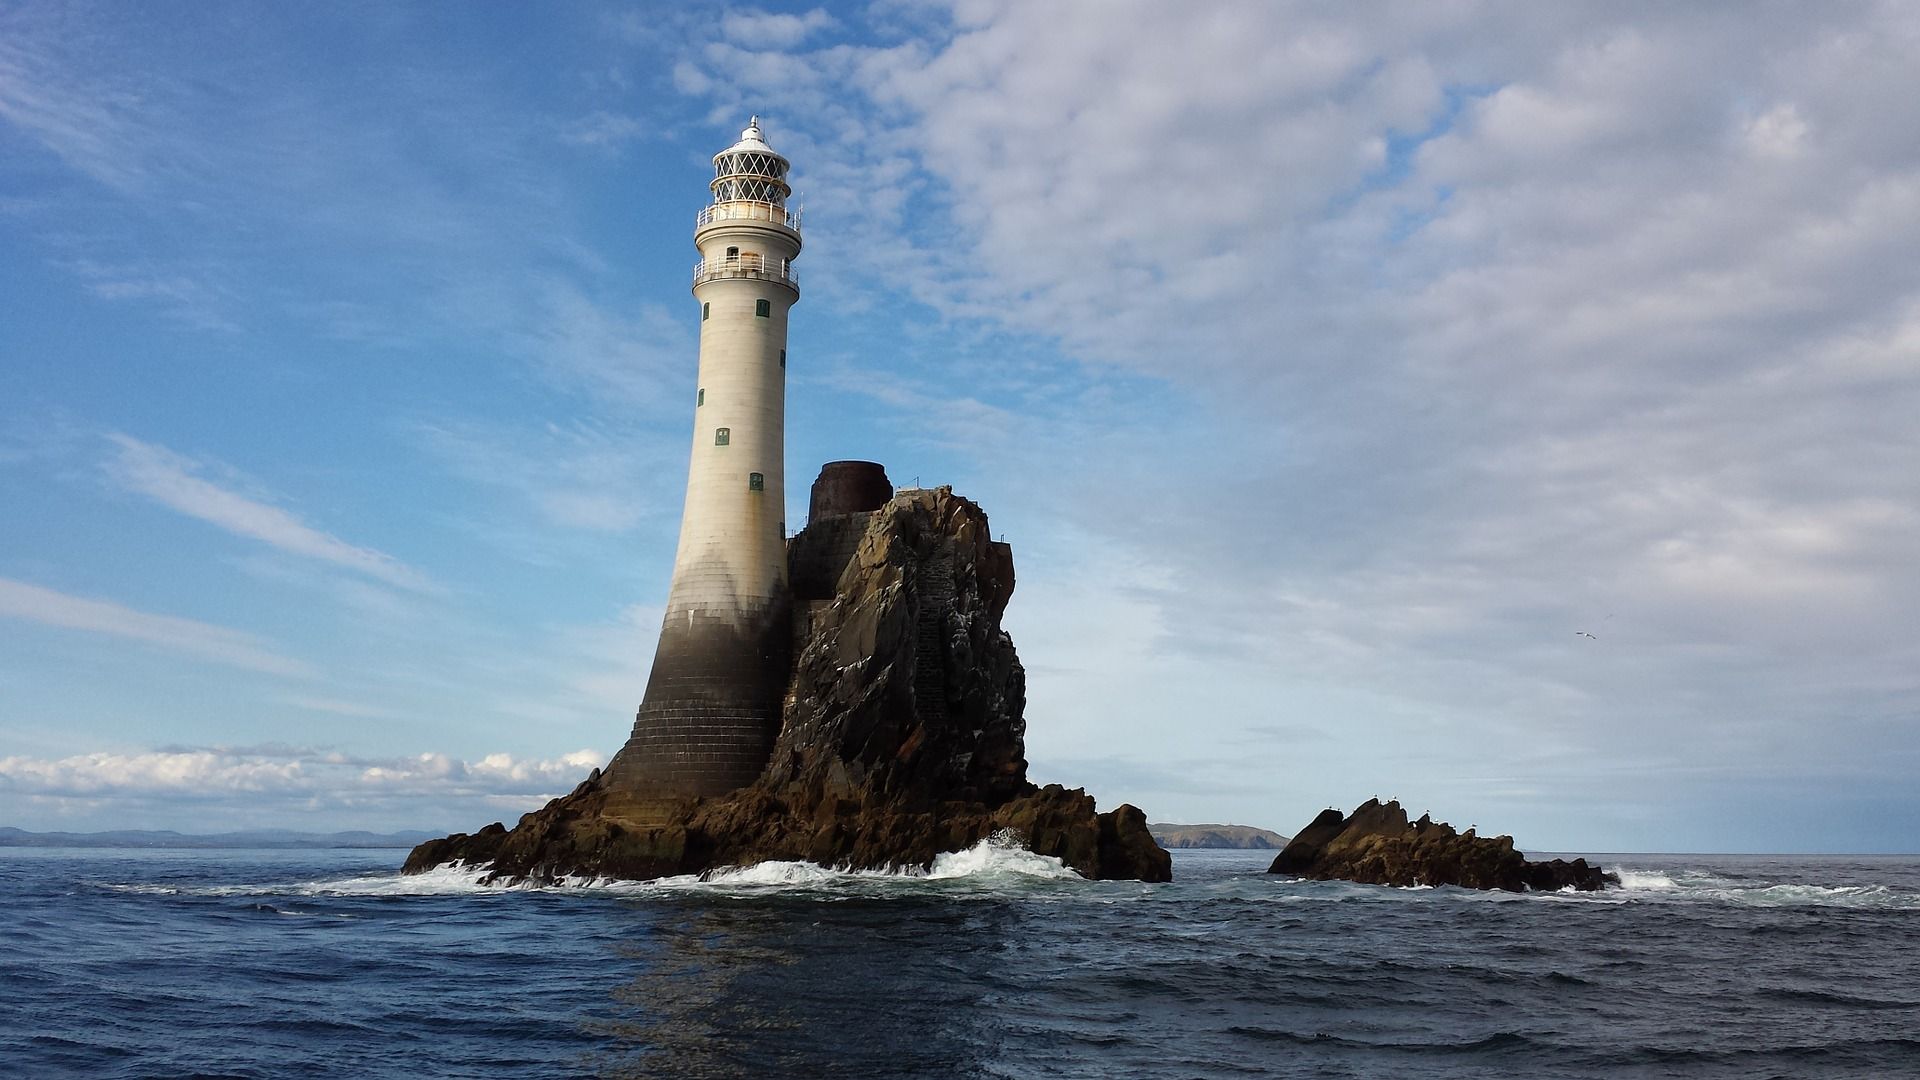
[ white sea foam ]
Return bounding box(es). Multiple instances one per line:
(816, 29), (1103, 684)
(1261, 864), (1916, 909)
(630, 829), (1082, 894)
(291, 865), (500, 896)
(94, 864), (501, 899)
(100, 831), (1087, 901)
(924, 830), (1080, 880)
(684, 860), (855, 887)
(100, 882), (182, 896)
(1608, 867), (1918, 909)
(1613, 869), (1679, 891)
(1704, 882), (1911, 909)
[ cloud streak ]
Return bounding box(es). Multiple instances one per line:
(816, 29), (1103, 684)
(103, 434), (436, 593)
(0, 577), (313, 677)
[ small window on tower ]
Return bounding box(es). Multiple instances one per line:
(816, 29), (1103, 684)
(714, 427), (730, 446)
(749, 472), (764, 492)
(697, 388), (705, 406)
(726, 246), (739, 260)
(779, 349), (786, 369)
(755, 298), (770, 318)
(702, 302), (710, 321)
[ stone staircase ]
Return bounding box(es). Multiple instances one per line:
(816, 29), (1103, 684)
(913, 548), (956, 726)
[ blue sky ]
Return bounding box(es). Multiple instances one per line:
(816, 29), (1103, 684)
(3, 2), (1917, 852)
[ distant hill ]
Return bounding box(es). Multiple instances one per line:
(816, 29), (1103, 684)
(0, 827), (437, 850)
(1150, 823), (1291, 850)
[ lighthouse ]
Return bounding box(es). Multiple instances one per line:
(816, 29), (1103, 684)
(603, 118), (802, 797)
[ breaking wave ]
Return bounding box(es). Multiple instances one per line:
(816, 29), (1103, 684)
(91, 830), (1082, 900)
(628, 828), (1082, 895)
(1610, 867), (1920, 909)
(89, 843), (1917, 912)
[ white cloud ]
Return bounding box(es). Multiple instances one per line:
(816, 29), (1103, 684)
(102, 434), (437, 593)
(1744, 102), (1809, 160)
(658, 2), (1920, 845)
(672, 60), (713, 96)
(0, 745), (605, 802)
(0, 750), (304, 794)
(0, 577), (314, 677)
(720, 8), (836, 50)
(357, 749), (604, 792)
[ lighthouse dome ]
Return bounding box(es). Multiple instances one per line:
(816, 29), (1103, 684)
(723, 116), (776, 155)
(710, 116), (791, 205)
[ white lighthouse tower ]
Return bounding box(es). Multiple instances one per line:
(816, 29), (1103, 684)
(604, 117), (802, 797)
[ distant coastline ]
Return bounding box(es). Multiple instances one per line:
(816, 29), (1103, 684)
(1149, 823), (1291, 850)
(0, 826), (436, 850)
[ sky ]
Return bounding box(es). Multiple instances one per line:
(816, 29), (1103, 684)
(2, 1), (1917, 853)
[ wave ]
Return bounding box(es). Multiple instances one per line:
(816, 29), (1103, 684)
(1613, 869), (1678, 891)
(1759, 986), (1920, 1010)
(92, 864), (499, 898)
(91, 830), (1084, 900)
(926, 831), (1083, 880)
(615, 828), (1083, 894)
(1610, 867), (1919, 909)
(1254, 866), (1917, 909)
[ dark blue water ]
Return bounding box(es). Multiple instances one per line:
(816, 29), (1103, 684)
(3, 841), (1917, 1078)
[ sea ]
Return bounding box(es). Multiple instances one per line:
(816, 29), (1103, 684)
(2, 839), (1917, 1079)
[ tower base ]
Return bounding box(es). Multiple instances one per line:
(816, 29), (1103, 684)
(602, 599), (790, 797)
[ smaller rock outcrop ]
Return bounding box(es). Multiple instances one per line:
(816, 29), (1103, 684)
(1267, 799), (1617, 892)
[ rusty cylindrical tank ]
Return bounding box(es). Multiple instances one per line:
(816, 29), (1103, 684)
(808, 460), (892, 522)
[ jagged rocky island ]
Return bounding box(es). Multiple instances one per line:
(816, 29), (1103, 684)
(406, 467), (1171, 884)
(1270, 799), (1617, 892)
(406, 469), (1615, 893)
(405, 119), (1612, 894)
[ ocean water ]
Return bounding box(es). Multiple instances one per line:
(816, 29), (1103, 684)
(3, 840), (1917, 1078)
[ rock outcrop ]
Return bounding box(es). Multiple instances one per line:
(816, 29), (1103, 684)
(405, 485), (1170, 884)
(1267, 799), (1616, 892)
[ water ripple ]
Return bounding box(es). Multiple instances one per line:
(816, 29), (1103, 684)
(3, 847), (1917, 1078)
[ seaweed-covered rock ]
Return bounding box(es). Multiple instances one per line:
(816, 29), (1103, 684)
(1267, 799), (1616, 892)
(405, 485), (1169, 884)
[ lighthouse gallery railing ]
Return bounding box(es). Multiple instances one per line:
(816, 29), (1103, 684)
(693, 252), (799, 289)
(696, 202), (802, 231)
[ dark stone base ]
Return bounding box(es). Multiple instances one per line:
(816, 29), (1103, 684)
(402, 772), (1168, 884)
(602, 601), (789, 798)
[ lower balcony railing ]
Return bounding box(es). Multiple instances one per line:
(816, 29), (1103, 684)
(693, 253), (799, 290)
